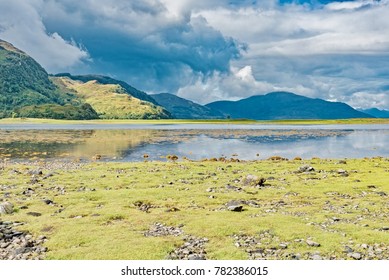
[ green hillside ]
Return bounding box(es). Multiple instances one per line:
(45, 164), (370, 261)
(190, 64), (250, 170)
(0, 39), (97, 119)
(52, 76), (172, 119)
(0, 39), (171, 120)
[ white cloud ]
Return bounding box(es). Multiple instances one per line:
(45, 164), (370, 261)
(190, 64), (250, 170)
(0, 0), (89, 72)
(348, 92), (389, 109)
(1, 0), (388, 109)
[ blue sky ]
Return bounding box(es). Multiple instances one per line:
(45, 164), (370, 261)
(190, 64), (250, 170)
(0, 0), (388, 108)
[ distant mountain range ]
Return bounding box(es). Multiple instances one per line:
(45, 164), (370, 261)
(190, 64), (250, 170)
(206, 92), (372, 120)
(359, 108), (389, 118)
(0, 38), (383, 120)
(151, 93), (225, 119)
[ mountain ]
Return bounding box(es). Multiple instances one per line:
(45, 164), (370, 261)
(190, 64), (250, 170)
(359, 108), (389, 118)
(54, 73), (158, 105)
(52, 75), (172, 119)
(0, 39), (170, 119)
(151, 93), (225, 119)
(206, 92), (373, 120)
(0, 39), (98, 119)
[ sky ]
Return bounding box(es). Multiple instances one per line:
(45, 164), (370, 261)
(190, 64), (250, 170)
(0, 0), (388, 109)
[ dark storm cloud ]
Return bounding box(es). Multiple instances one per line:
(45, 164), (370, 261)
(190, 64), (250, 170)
(38, 0), (244, 92)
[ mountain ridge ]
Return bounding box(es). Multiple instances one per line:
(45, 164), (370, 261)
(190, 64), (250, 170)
(206, 91), (373, 120)
(151, 92), (225, 119)
(359, 108), (389, 118)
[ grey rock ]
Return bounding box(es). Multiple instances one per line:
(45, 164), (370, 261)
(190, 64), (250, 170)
(306, 240), (321, 247)
(349, 252), (362, 260)
(0, 202), (14, 215)
(226, 200), (244, 212)
(188, 254), (206, 260)
(298, 165), (315, 173)
(311, 254), (322, 260)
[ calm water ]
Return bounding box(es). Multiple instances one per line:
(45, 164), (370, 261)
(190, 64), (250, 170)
(0, 124), (388, 161)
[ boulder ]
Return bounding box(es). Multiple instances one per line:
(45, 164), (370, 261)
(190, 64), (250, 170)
(0, 202), (14, 215)
(226, 200), (244, 212)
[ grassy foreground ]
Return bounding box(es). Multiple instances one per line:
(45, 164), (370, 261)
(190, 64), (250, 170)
(1, 158), (388, 260)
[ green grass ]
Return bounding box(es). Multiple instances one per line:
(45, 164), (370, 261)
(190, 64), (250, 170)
(1, 158), (388, 259)
(53, 77), (170, 119)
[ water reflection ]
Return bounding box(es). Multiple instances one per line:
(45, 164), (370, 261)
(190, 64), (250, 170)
(0, 127), (388, 161)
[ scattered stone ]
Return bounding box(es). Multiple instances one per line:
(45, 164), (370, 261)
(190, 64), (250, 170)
(144, 223), (183, 237)
(337, 160), (347, 164)
(133, 201), (154, 213)
(0, 202), (14, 215)
(298, 165), (315, 173)
(0, 221), (47, 260)
(376, 191), (387, 197)
(167, 236), (208, 260)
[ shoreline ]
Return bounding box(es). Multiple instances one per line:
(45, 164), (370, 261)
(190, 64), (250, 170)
(1, 117), (389, 125)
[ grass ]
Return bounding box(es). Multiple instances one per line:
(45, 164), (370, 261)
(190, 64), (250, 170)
(53, 77), (170, 119)
(1, 157), (388, 260)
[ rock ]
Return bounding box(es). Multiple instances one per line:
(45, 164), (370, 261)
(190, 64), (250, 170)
(311, 254), (322, 260)
(279, 243), (288, 249)
(26, 212), (42, 217)
(188, 254), (206, 260)
(0, 202), (14, 214)
(376, 191), (387, 197)
(242, 175), (266, 186)
(226, 200), (244, 212)
(42, 173), (54, 179)
(0, 221), (47, 260)
(349, 252), (362, 260)
(225, 184), (242, 192)
(306, 240), (320, 247)
(298, 165), (315, 173)
(28, 169), (43, 176)
(144, 223), (183, 237)
(337, 169), (349, 176)
(43, 199), (54, 205)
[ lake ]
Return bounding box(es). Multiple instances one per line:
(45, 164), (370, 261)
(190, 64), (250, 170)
(1, 123), (388, 161)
